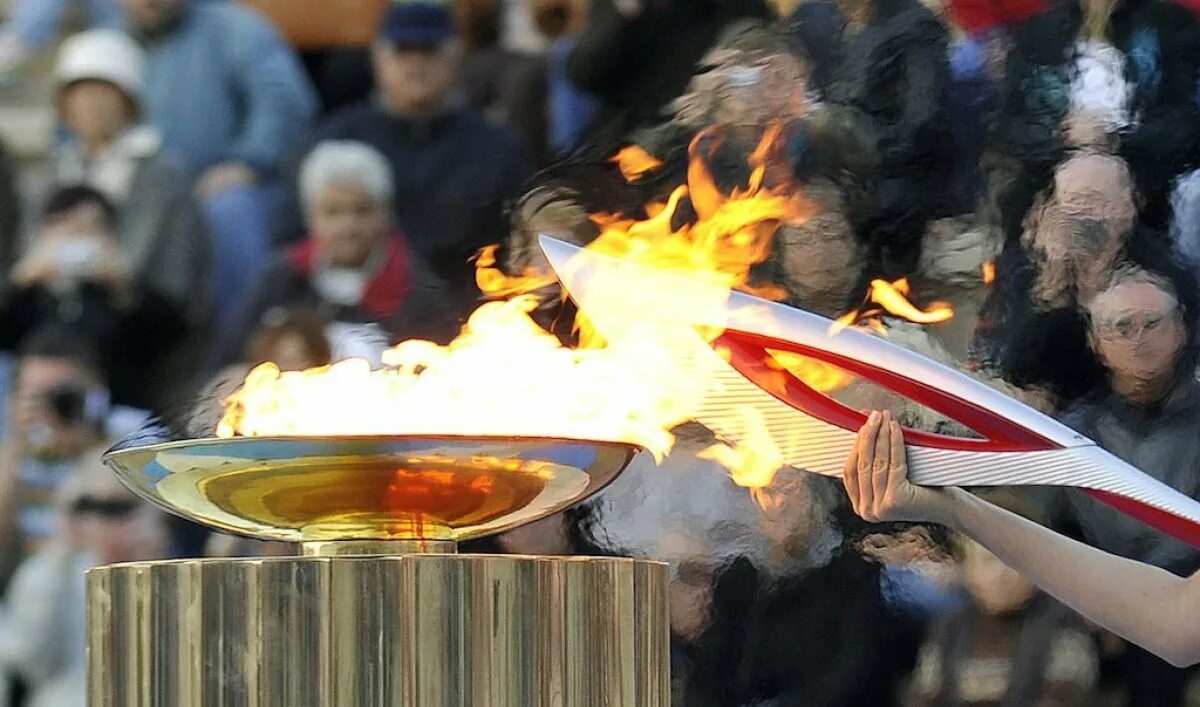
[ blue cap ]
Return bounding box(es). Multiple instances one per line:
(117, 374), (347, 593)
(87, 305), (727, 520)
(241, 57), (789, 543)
(379, 2), (456, 46)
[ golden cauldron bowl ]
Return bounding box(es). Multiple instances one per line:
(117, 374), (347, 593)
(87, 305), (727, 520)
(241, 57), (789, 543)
(102, 433), (639, 549)
(91, 434), (669, 706)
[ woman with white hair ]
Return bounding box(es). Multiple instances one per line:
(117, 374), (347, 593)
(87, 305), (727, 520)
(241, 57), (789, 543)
(211, 140), (451, 368)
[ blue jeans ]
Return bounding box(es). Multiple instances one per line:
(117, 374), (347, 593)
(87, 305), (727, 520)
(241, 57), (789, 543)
(201, 183), (278, 334)
(7, 0), (124, 47)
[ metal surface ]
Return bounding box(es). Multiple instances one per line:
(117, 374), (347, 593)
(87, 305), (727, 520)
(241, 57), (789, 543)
(540, 235), (1200, 546)
(87, 554), (670, 707)
(102, 435), (638, 543)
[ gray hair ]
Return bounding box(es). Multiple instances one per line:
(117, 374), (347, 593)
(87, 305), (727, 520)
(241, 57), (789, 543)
(1085, 264), (1180, 326)
(299, 140), (394, 215)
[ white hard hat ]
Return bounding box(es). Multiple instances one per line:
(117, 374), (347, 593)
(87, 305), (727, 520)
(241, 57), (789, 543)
(55, 29), (146, 108)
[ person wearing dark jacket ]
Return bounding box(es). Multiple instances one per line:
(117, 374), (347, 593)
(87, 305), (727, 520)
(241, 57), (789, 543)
(787, 0), (955, 278)
(567, 0), (773, 128)
(679, 473), (923, 707)
(1048, 256), (1200, 706)
(216, 141), (452, 370)
(986, 0), (1200, 243)
(277, 2), (533, 317)
(0, 187), (187, 411)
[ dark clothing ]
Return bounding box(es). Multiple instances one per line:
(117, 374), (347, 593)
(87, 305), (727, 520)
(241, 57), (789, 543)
(972, 225), (1188, 400)
(567, 0), (773, 125)
(969, 239), (1105, 399)
(0, 282), (187, 410)
(1054, 376), (1200, 707)
(988, 0), (1200, 241)
(909, 595), (1098, 707)
(682, 552), (922, 707)
(977, 0), (1200, 398)
(789, 0), (955, 278)
(280, 102), (533, 313)
(461, 48), (551, 165)
(214, 234), (453, 368)
(1057, 379), (1200, 574)
(0, 141), (19, 280)
(300, 48), (375, 115)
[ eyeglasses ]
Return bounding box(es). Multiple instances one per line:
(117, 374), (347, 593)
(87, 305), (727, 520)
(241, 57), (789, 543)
(1093, 311), (1180, 340)
(70, 496), (140, 518)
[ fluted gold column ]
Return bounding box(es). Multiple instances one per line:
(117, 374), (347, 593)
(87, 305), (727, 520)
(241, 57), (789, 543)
(87, 555), (669, 707)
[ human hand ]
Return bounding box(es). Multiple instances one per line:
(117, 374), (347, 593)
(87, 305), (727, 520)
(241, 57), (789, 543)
(10, 235), (65, 287)
(195, 162), (257, 199)
(85, 234), (133, 294)
(843, 410), (954, 524)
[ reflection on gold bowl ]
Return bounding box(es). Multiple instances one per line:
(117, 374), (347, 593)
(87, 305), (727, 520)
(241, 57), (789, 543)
(103, 435), (639, 543)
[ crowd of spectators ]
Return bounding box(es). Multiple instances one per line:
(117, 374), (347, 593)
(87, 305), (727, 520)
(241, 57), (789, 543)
(0, 0), (1198, 705)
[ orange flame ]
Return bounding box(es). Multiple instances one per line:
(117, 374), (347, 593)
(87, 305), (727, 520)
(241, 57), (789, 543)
(473, 245), (558, 298)
(611, 145), (664, 183)
(982, 260), (996, 285)
(219, 126), (810, 468)
(699, 407), (784, 506)
(832, 277), (955, 334)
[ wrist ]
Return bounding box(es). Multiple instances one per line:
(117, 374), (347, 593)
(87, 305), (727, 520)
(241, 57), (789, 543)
(929, 487), (972, 528)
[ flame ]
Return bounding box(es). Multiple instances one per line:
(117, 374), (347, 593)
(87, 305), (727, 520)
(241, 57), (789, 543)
(699, 406), (786, 509)
(611, 145), (664, 182)
(832, 277), (955, 334)
(982, 260), (996, 285)
(219, 126), (810, 468)
(767, 349), (854, 393)
(474, 245), (556, 298)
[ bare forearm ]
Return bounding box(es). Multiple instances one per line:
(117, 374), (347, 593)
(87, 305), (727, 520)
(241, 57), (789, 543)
(940, 488), (1200, 666)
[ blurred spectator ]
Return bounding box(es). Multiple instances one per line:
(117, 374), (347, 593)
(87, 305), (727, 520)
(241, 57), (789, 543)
(0, 187), (189, 409)
(906, 537), (1099, 706)
(457, 0), (553, 162)
(279, 1), (534, 314)
(241, 0), (384, 112)
(215, 141), (452, 369)
(245, 307), (333, 371)
(681, 473), (923, 706)
(0, 329), (110, 588)
(0, 139), (19, 280)
(566, 0), (773, 127)
(0, 0), (124, 76)
(49, 28), (212, 328)
(0, 443), (168, 707)
(788, 0), (955, 278)
(120, 0), (318, 326)
(536, 0), (601, 155)
(1055, 261), (1200, 706)
(973, 152), (1139, 402)
(985, 0), (1200, 243)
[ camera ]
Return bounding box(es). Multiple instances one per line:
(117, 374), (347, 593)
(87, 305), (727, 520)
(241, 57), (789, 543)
(47, 383), (88, 424)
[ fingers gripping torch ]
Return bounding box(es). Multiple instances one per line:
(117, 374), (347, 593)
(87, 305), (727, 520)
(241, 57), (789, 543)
(539, 235), (1200, 547)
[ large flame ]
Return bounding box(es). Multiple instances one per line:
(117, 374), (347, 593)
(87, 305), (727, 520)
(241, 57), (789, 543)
(219, 124), (961, 503)
(219, 126), (809, 463)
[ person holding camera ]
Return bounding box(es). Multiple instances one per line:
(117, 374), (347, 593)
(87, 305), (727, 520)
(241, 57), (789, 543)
(0, 186), (188, 411)
(0, 441), (168, 707)
(0, 329), (111, 592)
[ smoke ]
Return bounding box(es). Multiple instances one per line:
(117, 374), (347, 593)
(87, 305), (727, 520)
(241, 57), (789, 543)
(568, 319), (980, 580)
(584, 424), (844, 573)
